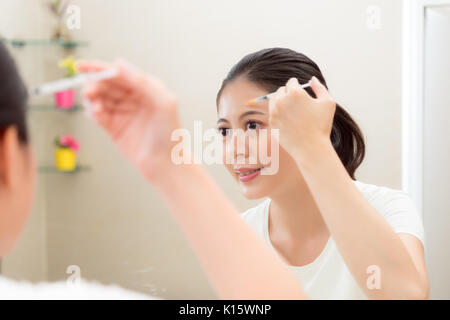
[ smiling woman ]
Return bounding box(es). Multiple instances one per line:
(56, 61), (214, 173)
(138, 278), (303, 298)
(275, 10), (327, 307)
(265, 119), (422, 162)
(216, 47), (365, 181)
(215, 47), (428, 299)
(215, 48), (364, 202)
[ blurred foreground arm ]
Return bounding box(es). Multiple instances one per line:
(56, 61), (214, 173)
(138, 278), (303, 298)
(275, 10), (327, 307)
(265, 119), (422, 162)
(78, 60), (305, 299)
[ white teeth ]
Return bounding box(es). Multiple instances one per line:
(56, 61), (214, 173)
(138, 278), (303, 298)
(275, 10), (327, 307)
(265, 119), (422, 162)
(236, 168), (261, 176)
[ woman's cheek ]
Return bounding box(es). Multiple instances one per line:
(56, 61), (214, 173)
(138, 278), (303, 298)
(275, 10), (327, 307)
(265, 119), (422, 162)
(225, 164), (236, 179)
(222, 139), (231, 166)
(221, 140), (235, 177)
(256, 128), (273, 166)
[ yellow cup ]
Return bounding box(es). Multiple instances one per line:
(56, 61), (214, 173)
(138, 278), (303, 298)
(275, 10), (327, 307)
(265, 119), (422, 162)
(55, 148), (77, 172)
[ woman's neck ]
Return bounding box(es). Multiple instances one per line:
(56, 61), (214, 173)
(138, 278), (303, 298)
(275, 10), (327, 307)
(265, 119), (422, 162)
(269, 176), (329, 243)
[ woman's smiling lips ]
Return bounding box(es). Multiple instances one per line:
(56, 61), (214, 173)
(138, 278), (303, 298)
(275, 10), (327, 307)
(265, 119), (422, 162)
(234, 167), (262, 183)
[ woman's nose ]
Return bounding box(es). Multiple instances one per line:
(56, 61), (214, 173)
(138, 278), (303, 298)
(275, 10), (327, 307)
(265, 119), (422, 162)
(223, 129), (257, 165)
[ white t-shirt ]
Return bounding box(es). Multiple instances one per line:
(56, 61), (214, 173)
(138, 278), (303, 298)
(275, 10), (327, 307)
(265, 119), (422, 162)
(0, 276), (156, 299)
(239, 180), (425, 300)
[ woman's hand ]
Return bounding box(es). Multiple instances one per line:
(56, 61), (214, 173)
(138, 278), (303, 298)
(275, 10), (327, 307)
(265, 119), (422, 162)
(79, 60), (307, 300)
(78, 60), (182, 182)
(268, 76), (336, 158)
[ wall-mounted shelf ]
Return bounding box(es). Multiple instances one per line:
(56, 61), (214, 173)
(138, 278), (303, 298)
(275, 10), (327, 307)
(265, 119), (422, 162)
(30, 105), (83, 112)
(1, 38), (89, 49)
(38, 165), (92, 174)
(5, 36), (92, 175)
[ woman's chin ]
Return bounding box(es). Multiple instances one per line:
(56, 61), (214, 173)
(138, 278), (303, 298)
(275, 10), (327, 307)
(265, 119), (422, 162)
(240, 185), (269, 200)
(235, 173), (273, 200)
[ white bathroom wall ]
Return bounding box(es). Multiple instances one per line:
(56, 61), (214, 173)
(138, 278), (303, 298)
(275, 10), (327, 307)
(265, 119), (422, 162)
(1, 0), (405, 298)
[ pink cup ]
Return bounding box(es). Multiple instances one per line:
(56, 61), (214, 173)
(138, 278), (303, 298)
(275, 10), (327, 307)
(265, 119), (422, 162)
(55, 89), (75, 109)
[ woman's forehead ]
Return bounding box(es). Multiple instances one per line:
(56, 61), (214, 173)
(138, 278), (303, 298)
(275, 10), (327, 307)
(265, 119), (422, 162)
(217, 79), (269, 119)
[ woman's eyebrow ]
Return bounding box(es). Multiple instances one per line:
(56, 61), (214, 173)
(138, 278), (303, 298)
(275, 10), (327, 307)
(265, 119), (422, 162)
(238, 110), (266, 120)
(217, 110), (266, 125)
(217, 110), (266, 124)
(217, 118), (229, 125)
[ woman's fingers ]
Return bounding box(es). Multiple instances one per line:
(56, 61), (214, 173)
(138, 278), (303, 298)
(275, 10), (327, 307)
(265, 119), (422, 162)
(83, 80), (129, 102)
(78, 60), (128, 100)
(85, 99), (109, 128)
(310, 76), (332, 101)
(76, 60), (110, 73)
(286, 77), (300, 92)
(82, 82), (102, 101)
(111, 59), (143, 90)
(80, 59), (167, 113)
(286, 77), (313, 102)
(276, 85), (286, 97)
(81, 61), (139, 113)
(78, 59), (141, 93)
(269, 86), (286, 118)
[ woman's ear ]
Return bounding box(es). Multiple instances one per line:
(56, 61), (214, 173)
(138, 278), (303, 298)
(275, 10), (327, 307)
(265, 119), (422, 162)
(0, 126), (21, 189)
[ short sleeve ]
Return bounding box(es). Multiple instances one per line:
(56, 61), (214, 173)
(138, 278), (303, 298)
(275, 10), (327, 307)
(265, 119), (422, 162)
(367, 187), (425, 245)
(379, 190), (425, 245)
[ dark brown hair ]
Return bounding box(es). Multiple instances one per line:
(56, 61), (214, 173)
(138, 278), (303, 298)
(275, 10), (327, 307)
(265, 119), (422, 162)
(0, 42), (29, 144)
(216, 47), (364, 179)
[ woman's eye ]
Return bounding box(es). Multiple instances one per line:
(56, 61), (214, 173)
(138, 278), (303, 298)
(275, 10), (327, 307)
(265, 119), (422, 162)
(218, 128), (231, 137)
(246, 121), (261, 131)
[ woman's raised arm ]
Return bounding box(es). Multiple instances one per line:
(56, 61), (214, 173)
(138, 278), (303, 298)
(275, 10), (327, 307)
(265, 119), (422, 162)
(77, 59), (306, 299)
(267, 77), (428, 299)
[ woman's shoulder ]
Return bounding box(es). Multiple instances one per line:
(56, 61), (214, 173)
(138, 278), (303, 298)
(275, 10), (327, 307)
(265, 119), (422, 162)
(353, 180), (416, 210)
(353, 180), (424, 242)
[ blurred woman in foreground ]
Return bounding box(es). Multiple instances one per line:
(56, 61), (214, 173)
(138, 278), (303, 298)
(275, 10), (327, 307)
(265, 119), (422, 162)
(0, 42), (305, 299)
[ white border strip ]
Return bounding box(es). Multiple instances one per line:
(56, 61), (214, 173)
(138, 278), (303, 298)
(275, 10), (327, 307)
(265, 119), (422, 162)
(402, 0), (450, 219)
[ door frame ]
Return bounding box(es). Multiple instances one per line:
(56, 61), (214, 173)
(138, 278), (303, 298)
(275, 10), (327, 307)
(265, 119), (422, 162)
(402, 0), (450, 218)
